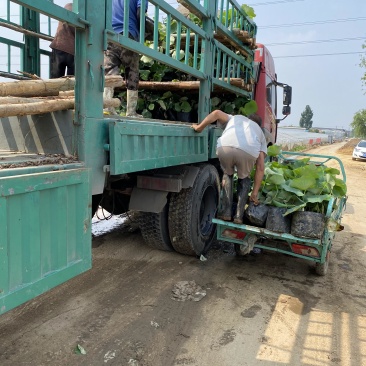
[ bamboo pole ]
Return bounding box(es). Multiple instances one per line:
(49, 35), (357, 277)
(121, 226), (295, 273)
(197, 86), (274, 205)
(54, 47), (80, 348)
(114, 78), (249, 91)
(0, 97), (46, 105)
(177, 0), (202, 19)
(0, 20), (53, 42)
(176, 30), (252, 42)
(0, 95), (79, 104)
(17, 70), (41, 80)
(0, 71), (31, 81)
(59, 90), (75, 97)
(174, 29), (256, 50)
(0, 98), (120, 118)
(0, 76), (124, 98)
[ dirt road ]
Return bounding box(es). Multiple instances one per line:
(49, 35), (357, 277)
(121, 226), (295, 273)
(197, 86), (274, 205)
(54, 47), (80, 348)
(0, 142), (365, 366)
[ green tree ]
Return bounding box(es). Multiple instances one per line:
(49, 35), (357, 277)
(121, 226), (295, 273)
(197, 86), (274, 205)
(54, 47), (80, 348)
(351, 109), (366, 138)
(299, 105), (313, 129)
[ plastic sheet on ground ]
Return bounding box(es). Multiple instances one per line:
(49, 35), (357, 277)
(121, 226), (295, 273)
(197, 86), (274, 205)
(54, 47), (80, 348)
(171, 281), (206, 302)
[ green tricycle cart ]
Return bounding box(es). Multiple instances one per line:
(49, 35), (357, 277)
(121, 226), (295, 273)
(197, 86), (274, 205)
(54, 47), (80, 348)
(212, 151), (347, 275)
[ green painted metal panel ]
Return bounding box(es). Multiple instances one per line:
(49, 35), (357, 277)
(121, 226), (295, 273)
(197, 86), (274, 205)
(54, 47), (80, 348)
(0, 167), (91, 315)
(109, 120), (208, 175)
(208, 127), (223, 159)
(213, 218), (321, 245)
(21, 7), (40, 75)
(12, 0), (87, 27)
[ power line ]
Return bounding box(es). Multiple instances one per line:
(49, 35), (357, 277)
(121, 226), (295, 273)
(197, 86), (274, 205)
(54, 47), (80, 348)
(273, 51), (365, 58)
(266, 36), (366, 46)
(248, 0), (304, 6)
(164, 0), (306, 6)
(261, 17), (366, 29)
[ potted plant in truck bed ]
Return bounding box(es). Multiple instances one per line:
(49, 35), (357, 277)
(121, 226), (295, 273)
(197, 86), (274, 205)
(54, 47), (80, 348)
(254, 145), (347, 238)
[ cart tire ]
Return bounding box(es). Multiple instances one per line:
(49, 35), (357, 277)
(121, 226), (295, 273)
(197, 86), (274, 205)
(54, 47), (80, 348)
(315, 251), (330, 276)
(168, 164), (220, 256)
(139, 204), (174, 251)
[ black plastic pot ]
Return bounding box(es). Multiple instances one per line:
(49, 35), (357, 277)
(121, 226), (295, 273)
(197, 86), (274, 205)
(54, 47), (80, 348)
(244, 202), (269, 227)
(265, 206), (291, 233)
(291, 211), (325, 239)
(177, 111), (192, 122)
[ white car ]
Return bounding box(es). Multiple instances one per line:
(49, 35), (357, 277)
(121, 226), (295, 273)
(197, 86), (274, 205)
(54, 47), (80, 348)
(352, 140), (366, 161)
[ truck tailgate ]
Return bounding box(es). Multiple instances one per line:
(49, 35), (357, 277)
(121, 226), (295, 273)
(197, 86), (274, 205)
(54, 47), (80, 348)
(0, 166), (91, 315)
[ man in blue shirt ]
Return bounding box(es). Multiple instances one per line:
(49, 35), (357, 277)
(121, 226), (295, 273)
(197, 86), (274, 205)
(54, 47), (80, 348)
(104, 0), (148, 116)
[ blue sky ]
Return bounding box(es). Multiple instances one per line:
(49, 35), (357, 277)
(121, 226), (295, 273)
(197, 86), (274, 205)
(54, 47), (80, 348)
(251, 0), (366, 130)
(1, 0), (365, 129)
(151, 0), (366, 129)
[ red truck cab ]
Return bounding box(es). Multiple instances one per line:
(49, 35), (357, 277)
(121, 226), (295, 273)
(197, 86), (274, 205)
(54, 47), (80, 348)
(254, 43), (292, 144)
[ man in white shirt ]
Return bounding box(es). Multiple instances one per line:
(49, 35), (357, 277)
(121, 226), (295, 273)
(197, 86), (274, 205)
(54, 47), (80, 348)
(192, 110), (267, 224)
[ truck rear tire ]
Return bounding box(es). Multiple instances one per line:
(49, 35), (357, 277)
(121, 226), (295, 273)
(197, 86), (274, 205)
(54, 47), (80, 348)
(168, 164), (220, 256)
(92, 194), (102, 217)
(139, 204), (173, 251)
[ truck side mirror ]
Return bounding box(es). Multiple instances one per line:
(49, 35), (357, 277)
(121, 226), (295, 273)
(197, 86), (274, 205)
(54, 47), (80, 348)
(282, 105), (291, 116)
(283, 85), (292, 105)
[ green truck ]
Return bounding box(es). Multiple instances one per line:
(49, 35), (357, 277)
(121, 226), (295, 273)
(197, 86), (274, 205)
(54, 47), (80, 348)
(0, 0), (292, 314)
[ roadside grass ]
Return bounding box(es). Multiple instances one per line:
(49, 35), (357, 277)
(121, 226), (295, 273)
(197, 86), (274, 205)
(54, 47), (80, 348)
(290, 144), (308, 152)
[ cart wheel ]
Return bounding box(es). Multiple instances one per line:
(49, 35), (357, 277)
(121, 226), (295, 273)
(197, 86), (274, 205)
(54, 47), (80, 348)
(315, 251), (330, 276)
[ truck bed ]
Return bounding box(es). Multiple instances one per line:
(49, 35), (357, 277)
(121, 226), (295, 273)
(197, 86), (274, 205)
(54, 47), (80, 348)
(0, 150), (83, 179)
(0, 150), (78, 168)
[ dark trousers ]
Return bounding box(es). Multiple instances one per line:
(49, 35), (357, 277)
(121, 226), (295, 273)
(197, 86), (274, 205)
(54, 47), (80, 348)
(50, 49), (75, 78)
(104, 33), (140, 91)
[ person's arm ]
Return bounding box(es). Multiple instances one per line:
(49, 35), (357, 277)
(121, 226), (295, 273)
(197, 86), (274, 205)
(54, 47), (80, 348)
(250, 151), (265, 205)
(191, 110), (230, 133)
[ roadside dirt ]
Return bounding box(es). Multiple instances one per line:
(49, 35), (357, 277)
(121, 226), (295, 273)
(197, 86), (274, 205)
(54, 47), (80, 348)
(0, 141), (365, 366)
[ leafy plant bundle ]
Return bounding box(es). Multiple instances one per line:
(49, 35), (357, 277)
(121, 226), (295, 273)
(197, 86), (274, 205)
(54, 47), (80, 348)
(256, 146), (347, 216)
(116, 4), (257, 121)
(118, 88), (255, 121)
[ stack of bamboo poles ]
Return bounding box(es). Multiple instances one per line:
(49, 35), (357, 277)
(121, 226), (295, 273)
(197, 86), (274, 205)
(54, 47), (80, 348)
(0, 75), (252, 118)
(0, 75), (124, 118)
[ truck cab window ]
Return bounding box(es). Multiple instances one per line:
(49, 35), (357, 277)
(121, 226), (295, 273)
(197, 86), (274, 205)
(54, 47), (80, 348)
(266, 78), (277, 114)
(266, 84), (272, 105)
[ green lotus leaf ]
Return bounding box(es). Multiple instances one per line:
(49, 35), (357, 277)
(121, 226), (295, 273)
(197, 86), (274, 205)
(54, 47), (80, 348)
(325, 167), (340, 175)
(272, 199), (290, 208)
(284, 203), (306, 216)
(291, 158), (310, 169)
(267, 145), (281, 157)
(332, 178), (347, 197)
(241, 100), (258, 116)
(304, 194), (332, 203)
(281, 183), (304, 197)
(268, 173), (285, 185)
(289, 175), (316, 191)
(157, 100), (167, 110)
